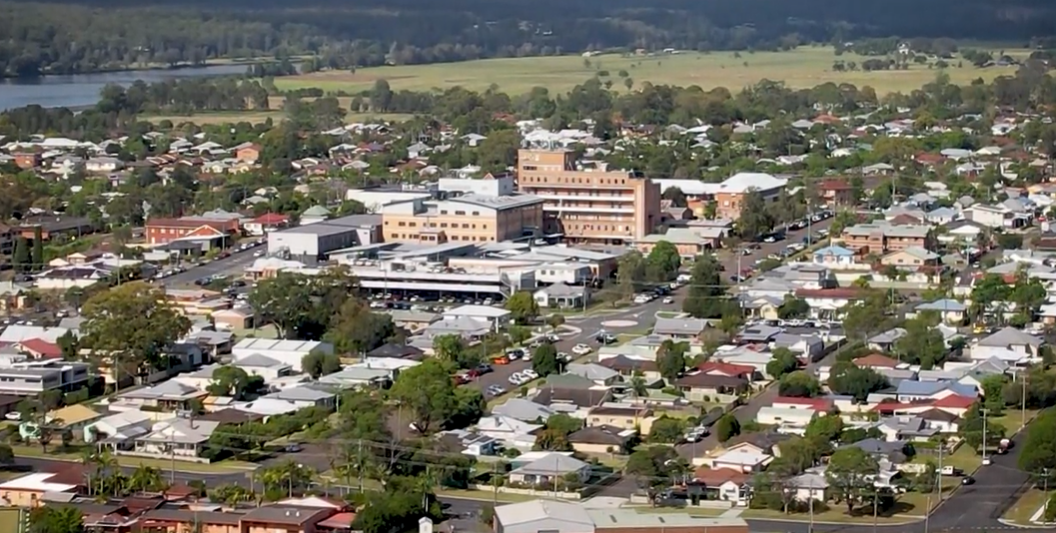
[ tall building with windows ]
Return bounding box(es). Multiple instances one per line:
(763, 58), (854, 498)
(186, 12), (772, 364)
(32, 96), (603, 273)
(517, 149), (661, 245)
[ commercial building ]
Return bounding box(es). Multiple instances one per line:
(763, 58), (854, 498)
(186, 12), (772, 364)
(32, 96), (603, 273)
(381, 193), (544, 244)
(439, 174), (515, 196)
(517, 148), (661, 245)
(654, 173), (788, 219)
(267, 214), (382, 258)
(494, 500), (748, 533)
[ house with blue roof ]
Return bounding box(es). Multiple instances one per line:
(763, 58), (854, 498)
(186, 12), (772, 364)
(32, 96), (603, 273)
(909, 299), (968, 325)
(812, 245), (857, 268)
(895, 380), (978, 402)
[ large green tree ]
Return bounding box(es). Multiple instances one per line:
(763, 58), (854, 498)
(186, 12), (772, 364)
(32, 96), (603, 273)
(826, 447), (879, 513)
(682, 253), (728, 318)
(505, 291), (540, 324)
(390, 359), (460, 434)
(324, 298), (395, 355)
(80, 282), (191, 385)
(736, 189), (776, 241)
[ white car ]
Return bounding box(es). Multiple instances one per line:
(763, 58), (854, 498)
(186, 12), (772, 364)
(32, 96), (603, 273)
(572, 344), (592, 356)
(508, 373), (523, 385)
(522, 369), (538, 380)
(662, 296), (674, 304)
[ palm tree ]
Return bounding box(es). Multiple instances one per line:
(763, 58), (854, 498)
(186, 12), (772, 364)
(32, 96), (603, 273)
(129, 466), (167, 493)
(630, 374), (648, 399)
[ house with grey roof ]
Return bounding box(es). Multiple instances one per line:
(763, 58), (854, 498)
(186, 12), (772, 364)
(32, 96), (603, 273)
(565, 363), (620, 385)
(971, 327), (1043, 363)
(261, 386), (336, 409)
(233, 353), (292, 380)
(909, 298), (968, 325)
(493, 398), (555, 423)
(509, 452), (591, 486)
(868, 328), (907, 352)
(316, 366), (392, 389)
(130, 418), (221, 461)
(652, 317), (708, 339)
(534, 282), (589, 309)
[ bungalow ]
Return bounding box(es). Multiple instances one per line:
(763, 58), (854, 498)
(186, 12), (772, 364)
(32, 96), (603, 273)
(812, 245), (858, 268)
(970, 327), (1043, 363)
(875, 415), (940, 442)
(868, 328), (907, 352)
(675, 373), (749, 403)
(881, 247), (941, 269)
(696, 361), (757, 382)
(130, 419), (221, 462)
(567, 425), (634, 454)
(756, 406), (816, 435)
(598, 356), (662, 382)
(853, 353), (901, 370)
(909, 299), (968, 325)
(794, 288), (865, 319)
(586, 405), (656, 435)
(0, 469), (82, 507)
(652, 317), (708, 339)
(895, 380), (978, 402)
(771, 396), (834, 413)
(245, 213), (290, 236)
(692, 467), (751, 506)
(508, 453), (591, 487)
(702, 442), (773, 472)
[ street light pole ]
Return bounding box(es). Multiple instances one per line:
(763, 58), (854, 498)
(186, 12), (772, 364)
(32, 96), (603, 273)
(981, 407), (990, 463)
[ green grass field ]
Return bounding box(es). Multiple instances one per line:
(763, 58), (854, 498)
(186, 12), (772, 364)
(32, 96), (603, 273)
(0, 508), (19, 533)
(143, 107), (414, 126)
(275, 46), (1031, 97)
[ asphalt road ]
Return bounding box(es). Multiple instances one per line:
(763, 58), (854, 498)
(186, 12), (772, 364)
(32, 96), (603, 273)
(159, 246), (264, 288)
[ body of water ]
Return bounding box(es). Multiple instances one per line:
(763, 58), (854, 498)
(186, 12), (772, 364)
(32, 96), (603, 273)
(0, 64), (251, 111)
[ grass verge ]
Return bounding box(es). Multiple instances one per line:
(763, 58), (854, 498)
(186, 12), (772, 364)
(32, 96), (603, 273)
(12, 445), (257, 473)
(1003, 489), (1049, 526)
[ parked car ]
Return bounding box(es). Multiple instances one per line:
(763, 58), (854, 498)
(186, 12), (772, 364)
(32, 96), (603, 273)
(662, 296), (675, 304)
(486, 385), (506, 396)
(572, 344), (592, 356)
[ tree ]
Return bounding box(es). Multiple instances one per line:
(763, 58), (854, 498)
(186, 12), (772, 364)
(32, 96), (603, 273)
(778, 370), (821, 397)
(532, 343), (561, 377)
(765, 348), (800, 380)
(662, 186), (688, 207)
(29, 506), (84, 533)
(207, 366), (262, 400)
(432, 334), (465, 364)
(625, 446), (687, 503)
(682, 254), (728, 318)
(804, 414), (844, 444)
(0, 444), (13, 466)
(128, 466), (168, 493)
(826, 447), (879, 513)
(390, 359), (459, 434)
(893, 316), (947, 368)
(505, 291), (540, 324)
(827, 362), (888, 402)
(31, 226), (43, 272)
(1019, 410), (1056, 473)
(777, 296), (810, 319)
(715, 414), (741, 442)
(534, 413), (582, 451)
(961, 403), (1007, 454)
(646, 241), (682, 282)
(648, 416), (688, 443)
(842, 291), (890, 341)
(250, 272), (353, 340)
(12, 237), (30, 273)
(656, 340), (687, 381)
(370, 79), (393, 111)
(736, 189), (775, 241)
(301, 350), (342, 379)
(324, 298), (395, 355)
(546, 314), (565, 331)
(80, 282), (191, 386)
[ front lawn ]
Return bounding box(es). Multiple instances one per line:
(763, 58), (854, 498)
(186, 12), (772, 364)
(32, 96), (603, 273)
(1003, 489), (1049, 525)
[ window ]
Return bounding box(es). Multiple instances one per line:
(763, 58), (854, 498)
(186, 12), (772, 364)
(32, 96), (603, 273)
(472, 211), (480, 216)
(440, 210), (448, 215)
(398, 221), (406, 227)
(455, 210), (466, 216)
(440, 223), (448, 228)
(462, 223), (469, 228)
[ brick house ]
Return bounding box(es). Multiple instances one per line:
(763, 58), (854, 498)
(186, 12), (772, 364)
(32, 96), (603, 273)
(145, 217), (241, 245)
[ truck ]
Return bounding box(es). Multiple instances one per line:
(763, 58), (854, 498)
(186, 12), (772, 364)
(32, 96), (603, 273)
(940, 465), (963, 476)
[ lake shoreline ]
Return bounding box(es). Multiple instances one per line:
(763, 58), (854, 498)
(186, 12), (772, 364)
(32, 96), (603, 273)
(0, 58), (273, 81)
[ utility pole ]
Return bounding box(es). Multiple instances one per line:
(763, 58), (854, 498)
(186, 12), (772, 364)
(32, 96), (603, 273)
(924, 494), (931, 533)
(1021, 370), (1028, 429)
(357, 439), (364, 492)
(934, 441), (945, 500)
(170, 429), (176, 484)
(981, 407), (990, 463)
(872, 490), (879, 533)
(808, 487), (815, 533)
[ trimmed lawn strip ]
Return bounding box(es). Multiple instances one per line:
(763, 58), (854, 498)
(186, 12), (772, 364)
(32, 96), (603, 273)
(1003, 489), (1049, 525)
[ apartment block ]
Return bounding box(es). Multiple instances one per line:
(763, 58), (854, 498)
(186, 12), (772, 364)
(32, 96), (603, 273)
(381, 194), (544, 244)
(517, 149), (660, 245)
(841, 222), (933, 253)
(0, 360), (91, 396)
(654, 173), (788, 220)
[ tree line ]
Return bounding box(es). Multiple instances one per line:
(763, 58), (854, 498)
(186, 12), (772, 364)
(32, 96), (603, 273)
(3, 0), (1056, 76)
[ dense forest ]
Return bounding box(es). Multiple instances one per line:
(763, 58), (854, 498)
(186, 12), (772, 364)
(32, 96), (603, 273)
(1, 0), (1055, 77)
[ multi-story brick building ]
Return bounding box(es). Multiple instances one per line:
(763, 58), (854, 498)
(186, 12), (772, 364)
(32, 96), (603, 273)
(517, 149), (660, 245)
(145, 217), (241, 246)
(817, 179), (857, 207)
(381, 193), (544, 244)
(841, 222), (933, 254)
(712, 172), (788, 220)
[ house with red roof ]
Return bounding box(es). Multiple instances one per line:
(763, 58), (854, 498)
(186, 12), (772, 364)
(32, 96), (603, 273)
(853, 353), (901, 369)
(771, 396), (834, 412)
(691, 467), (751, 505)
(246, 213), (290, 236)
(16, 338), (63, 359)
(696, 361), (758, 381)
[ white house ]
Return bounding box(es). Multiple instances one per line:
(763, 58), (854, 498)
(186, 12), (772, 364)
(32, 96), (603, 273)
(756, 406), (816, 435)
(970, 327), (1042, 363)
(232, 354), (293, 380)
(231, 339), (334, 373)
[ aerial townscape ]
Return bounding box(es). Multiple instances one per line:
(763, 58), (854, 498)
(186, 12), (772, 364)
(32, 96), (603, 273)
(5, 2), (1056, 533)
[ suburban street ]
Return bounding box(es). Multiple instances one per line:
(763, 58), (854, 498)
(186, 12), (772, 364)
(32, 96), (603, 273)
(159, 246), (264, 287)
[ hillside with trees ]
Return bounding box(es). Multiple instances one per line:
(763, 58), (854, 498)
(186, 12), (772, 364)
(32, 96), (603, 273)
(1, 0), (1055, 76)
